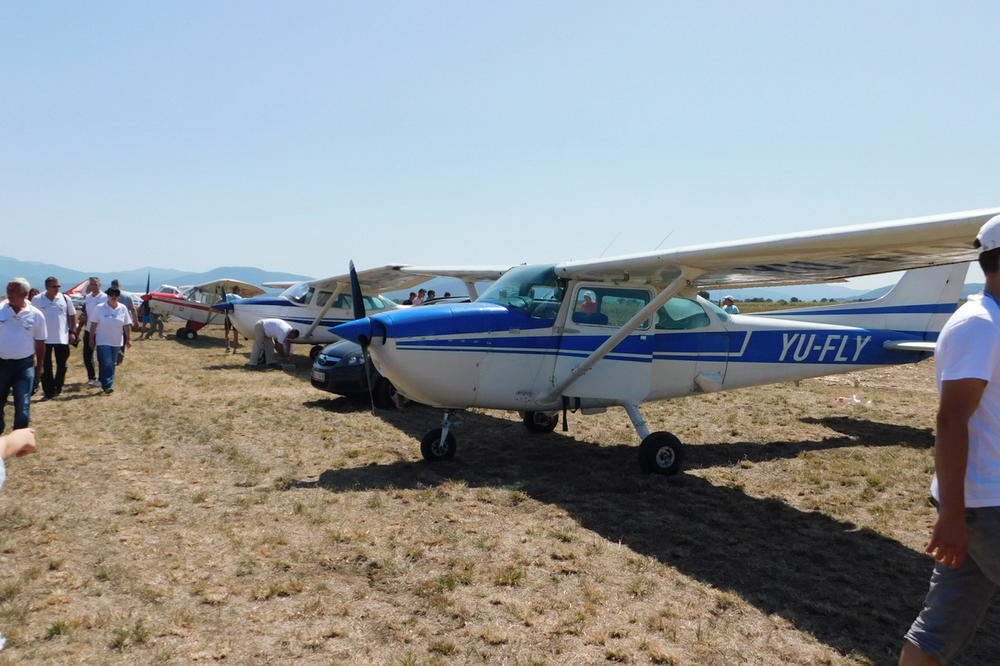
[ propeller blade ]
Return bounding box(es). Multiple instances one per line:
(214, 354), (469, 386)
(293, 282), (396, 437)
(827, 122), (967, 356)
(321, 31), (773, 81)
(145, 272), (151, 296)
(348, 261), (376, 413)
(348, 260), (366, 321)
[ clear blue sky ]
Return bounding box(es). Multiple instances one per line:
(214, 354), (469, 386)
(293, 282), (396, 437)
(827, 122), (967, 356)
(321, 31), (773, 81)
(2, 2), (998, 288)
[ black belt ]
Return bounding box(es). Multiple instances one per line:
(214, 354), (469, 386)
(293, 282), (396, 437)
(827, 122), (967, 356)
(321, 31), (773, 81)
(0, 356), (33, 365)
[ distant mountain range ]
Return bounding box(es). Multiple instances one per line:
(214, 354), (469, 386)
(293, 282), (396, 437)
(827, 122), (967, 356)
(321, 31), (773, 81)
(0, 256), (312, 293)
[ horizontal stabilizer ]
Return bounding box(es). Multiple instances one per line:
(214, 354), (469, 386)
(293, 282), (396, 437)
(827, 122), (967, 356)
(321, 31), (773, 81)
(883, 340), (936, 352)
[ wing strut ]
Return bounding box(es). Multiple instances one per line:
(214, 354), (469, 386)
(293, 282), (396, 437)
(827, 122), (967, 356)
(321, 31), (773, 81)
(303, 285), (343, 340)
(540, 268), (699, 403)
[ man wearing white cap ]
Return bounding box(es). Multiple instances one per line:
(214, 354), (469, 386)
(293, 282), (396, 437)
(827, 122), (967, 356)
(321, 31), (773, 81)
(901, 214), (1000, 664)
(722, 296), (740, 315)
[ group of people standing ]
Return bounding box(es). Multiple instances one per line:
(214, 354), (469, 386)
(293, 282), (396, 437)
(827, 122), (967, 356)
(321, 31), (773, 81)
(0, 275), (136, 439)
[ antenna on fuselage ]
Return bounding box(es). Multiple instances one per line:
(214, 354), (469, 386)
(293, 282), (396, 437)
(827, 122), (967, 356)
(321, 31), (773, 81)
(654, 230), (674, 250)
(599, 231), (622, 258)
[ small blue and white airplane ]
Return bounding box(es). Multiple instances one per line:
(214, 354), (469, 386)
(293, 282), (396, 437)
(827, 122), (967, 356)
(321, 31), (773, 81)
(332, 207), (1000, 474)
(212, 265), (503, 356)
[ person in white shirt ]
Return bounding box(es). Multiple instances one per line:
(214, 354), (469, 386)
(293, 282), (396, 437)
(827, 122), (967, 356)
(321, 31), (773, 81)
(901, 213), (1000, 665)
(75, 277), (107, 387)
(0, 278), (46, 433)
(248, 318), (299, 370)
(722, 296), (740, 315)
(88, 288), (132, 394)
(31, 276), (77, 400)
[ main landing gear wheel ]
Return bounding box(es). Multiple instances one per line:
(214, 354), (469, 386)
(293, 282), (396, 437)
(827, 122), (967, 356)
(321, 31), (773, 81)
(177, 327), (197, 341)
(522, 411), (559, 433)
(638, 431), (683, 475)
(309, 345), (322, 361)
(420, 428), (456, 462)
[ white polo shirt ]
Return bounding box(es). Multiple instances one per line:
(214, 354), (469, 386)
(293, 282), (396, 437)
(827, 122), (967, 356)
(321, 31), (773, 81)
(261, 318), (295, 343)
(93, 302), (133, 346)
(32, 293), (74, 345)
(0, 302), (47, 360)
(84, 291), (108, 322)
(932, 293), (1000, 507)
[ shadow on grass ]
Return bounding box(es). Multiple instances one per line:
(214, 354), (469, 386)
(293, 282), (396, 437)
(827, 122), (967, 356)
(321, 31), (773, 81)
(293, 407), (996, 664)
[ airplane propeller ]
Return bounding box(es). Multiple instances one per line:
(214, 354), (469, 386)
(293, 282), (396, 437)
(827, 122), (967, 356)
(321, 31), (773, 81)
(349, 261), (376, 414)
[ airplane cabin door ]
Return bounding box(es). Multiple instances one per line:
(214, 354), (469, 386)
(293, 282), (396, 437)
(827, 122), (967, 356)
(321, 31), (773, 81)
(550, 285), (655, 404)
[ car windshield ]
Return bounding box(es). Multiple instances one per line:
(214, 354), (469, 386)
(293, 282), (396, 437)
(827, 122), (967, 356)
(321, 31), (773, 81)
(477, 264), (564, 319)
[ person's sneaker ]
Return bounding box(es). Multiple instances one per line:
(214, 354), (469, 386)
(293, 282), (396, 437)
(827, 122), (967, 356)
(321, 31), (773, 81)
(87, 379), (100, 387)
(246, 364), (264, 371)
(103, 388), (113, 395)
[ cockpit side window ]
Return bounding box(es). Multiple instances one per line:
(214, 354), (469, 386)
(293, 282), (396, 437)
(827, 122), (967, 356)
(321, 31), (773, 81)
(656, 298), (710, 330)
(572, 287), (651, 328)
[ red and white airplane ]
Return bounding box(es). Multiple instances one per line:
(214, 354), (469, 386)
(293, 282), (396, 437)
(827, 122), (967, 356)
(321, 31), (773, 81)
(142, 279), (265, 340)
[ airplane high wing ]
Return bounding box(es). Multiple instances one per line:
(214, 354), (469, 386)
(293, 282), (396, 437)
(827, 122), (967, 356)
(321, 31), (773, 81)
(556, 207), (1000, 288)
(332, 206), (1000, 476)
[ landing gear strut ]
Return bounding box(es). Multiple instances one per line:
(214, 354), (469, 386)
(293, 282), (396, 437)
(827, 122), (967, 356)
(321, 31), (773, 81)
(420, 411), (459, 462)
(625, 404), (684, 475)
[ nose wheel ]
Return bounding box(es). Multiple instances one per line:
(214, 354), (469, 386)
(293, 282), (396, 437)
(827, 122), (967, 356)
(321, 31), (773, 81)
(420, 411), (460, 462)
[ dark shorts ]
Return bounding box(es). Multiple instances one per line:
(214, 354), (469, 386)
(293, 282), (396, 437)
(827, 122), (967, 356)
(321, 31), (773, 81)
(905, 506), (1000, 662)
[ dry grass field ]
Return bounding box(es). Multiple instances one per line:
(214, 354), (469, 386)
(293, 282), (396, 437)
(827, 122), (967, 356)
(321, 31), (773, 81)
(1, 325), (998, 665)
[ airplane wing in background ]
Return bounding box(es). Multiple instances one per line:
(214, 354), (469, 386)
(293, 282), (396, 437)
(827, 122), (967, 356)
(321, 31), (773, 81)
(556, 207), (1000, 289)
(400, 265), (511, 283)
(193, 278), (266, 298)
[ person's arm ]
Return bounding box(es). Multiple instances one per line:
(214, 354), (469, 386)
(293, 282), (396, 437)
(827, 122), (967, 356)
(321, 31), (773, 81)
(926, 377), (987, 569)
(89, 321), (97, 338)
(67, 307), (77, 346)
(76, 308), (87, 336)
(34, 339), (45, 370)
(1, 428), (36, 461)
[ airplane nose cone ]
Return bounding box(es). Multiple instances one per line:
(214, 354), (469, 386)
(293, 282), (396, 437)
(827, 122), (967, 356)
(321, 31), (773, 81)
(332, 317), (373, 344)
(212, 301), (233, 313)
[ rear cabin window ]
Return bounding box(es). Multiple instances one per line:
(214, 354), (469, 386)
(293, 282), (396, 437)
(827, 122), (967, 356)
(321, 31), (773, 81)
(572, 287), (650, 328)
(656, 298), (710, 330)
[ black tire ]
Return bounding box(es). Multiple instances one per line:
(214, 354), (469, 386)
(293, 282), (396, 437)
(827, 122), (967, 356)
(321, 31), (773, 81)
(420, 428), (456, 462)
(372, 376), (396, 410)
(638, 431), (683, 475)
(309, 345), (322, 361)
(522, 411), (559, 433)
(177, 327), (196, 340)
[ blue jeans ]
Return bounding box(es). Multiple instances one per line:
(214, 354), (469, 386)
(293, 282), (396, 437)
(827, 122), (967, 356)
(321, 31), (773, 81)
(0, 356), (34, 433)
(96, 345), (121, 390)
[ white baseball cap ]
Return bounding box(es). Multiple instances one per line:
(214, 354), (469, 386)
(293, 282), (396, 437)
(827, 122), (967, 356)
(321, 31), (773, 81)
(976, 214), (1000, 253)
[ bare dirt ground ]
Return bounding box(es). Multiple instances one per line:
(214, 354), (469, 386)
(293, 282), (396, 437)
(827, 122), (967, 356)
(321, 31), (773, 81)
(1, 325), (997, 665)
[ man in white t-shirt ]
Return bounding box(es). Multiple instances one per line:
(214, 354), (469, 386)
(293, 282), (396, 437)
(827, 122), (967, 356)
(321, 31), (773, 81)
(901, 214), (1000, 665)
(0, 278), (47, 433)
(75, 277), (107, 387)
(248, 318), (299, 370)
(722, 296), (740, 315)
(31, 276), (77, 399)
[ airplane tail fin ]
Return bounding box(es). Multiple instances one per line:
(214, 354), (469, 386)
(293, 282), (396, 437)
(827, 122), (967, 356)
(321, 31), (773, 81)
(756, 262), (970, 339)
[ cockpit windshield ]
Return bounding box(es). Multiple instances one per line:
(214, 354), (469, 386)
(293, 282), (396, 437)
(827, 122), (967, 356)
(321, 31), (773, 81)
(281, 282), (312, 304)
(477, 264), (565, 319)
